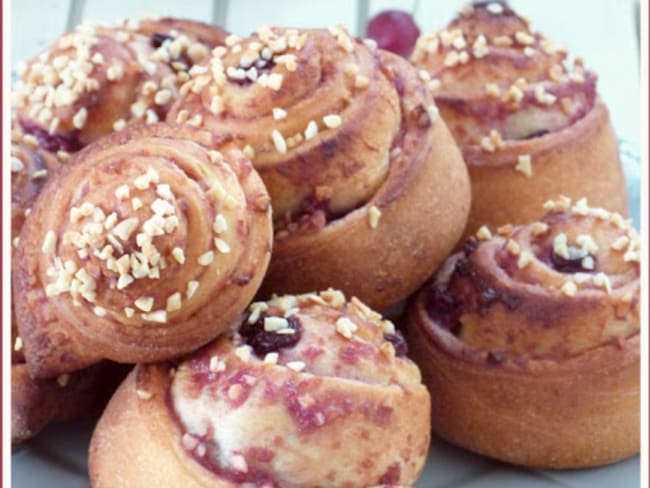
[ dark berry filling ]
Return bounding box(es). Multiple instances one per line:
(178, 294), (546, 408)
(486, 350), (506, 364)
(239, 312), (302, 356)
(151, 32), (174, 48)
(472, 1), (515, 17)
(522, 129), (550, 140)
(551, 250), (596, 273)
(20, 119), (82, 153)
(229, 59), (276, 86)
(384, 331), (408, 357)
(463, 236), (479, 255)
(426, 284), (462, 335)
(377, 462), (401, 484)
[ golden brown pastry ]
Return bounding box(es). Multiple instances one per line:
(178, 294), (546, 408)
(13, 123), (272, 379)
(406, 197), (639, 468)
(11, 360), (128, 444)
(168, 26), (471, 310)
(411, 1), (627, 235)
(10, 126), (63, 236)
(10, 126), (128, 443)
(12, 17), (226, 152)
(89, 290), (431, 487)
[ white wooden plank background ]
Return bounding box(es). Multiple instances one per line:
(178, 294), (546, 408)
(10, 0), (640, 146)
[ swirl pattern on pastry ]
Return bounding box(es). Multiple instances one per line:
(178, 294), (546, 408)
(169, 27), (408, 225)
(90, 290), (430, 487)
(12, 17), (226, 152)
(10, 124), (129, 443)
(13, 124), (272, 378)
(410, 1), (627, 233)
(406, 197), (639, 468)
(412, 1), (594, 144)
(168, 26), (471, 309)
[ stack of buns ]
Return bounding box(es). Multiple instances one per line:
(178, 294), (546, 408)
(10, 2), (638, 486)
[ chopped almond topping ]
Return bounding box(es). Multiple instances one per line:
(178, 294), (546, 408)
(368, 206), (382, 229)
(142, 310), (167, 323)
(166, 292), (182, 312)
(611, 236), (630, 251)
(210, 234), (230, 254)
(517, 251), (533, 269)
(213, 214), (228, 234)
(486, 2), (504, 14)
(515, 154), (533, 177)
(209, 355), (227, 373)
(112, 217), (139, 241)
(135, 296), (154, 312)
(235, 345), (252, 362)
(136, 389), (153, 400)
(286, 361), (306, 372)
(355, 74), (370, 88)
(186, 280), (199, 299)
(72, 108), (88, 129)
(272, 107), (287, 120)
(323, 114), (342, 129)
(114, 184), (130, 200)
(11, 157), (24, 173)
(93, 306), (107, 317)
(264, 352), (279, 364)
(230, 454), (248, 473)
(506, 239), (521, 255)
(560, 281), (577, 297)
(335, 316), (358, 339)
(304, 120), (319, 140)
(198, 251), (215, 266)
(593, 272), (612, 294)
(271, 130), (287, 154)
(264, 316), (289, 331)
(530, 222), (549, 236)
(41, 230), (57, 253)
(476, 225), (492, 241)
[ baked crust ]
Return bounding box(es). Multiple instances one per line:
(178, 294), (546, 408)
(168, 27), (470, 309)
(90, 290), (431, 487)
(12, 17), (226, 151)
(10, 127), (63, 236)
(13, 124), (272, 378)
(405, 199), (640, 468)
(10, 126), (128, 443)
(407, 300), (639, 469)
(261, 106), (469, 311)
(411, 2), (627, 237)
(12, 361), (128, 444)
(461, 98), (627, 235)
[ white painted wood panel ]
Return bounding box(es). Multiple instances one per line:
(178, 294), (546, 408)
(515, 0), (640, 145)
(10, 0), (71, 66)
(80, 0), (213, 25)
(11, 0), (639, 145)
(225, 0), (357, 38)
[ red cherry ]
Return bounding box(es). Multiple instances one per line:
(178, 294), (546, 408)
(365, 10), (421, 58)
